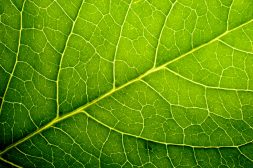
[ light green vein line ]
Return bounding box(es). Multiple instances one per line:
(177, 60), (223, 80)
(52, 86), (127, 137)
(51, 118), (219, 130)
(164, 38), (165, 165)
(56, 0), (84, 118)
(238, 148), (253, 162)
(80, 110), (253, 149)
(113, 0), (133, 89)
(1, 107), (253, 160)
(219, 39), (253, 55)
(1, 18), (253, 155)
(0, 157), (22, 168)
(0, 0), (26, 113)
(165, 67), (253, 92)
(153, 1), (176, 67)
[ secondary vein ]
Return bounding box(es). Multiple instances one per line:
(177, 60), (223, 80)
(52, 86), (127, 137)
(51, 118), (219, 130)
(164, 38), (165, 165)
(56, 0), (85, 118)
(0, 0), (26, 113)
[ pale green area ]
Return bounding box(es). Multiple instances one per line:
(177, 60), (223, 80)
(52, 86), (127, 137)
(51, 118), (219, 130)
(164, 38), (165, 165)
(0, 0), (253, 167)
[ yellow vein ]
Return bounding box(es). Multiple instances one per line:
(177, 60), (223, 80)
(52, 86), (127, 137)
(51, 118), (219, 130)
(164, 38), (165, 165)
(0, 0), (26, 113)
(238, 147), (253, 162)
(153, 1), (176, 67)
(1, 107), (252, 159)
(1, 18), (253, 155)
(165, 67), (253, 92)
(56, 0), (85, 118)
(81, 110), (253, 149)
(113, 0), (133, 89)
(0, 157), (22, 168)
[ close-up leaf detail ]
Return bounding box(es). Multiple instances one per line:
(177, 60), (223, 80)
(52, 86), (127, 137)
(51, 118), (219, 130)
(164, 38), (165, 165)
(1, 0), (253, 167)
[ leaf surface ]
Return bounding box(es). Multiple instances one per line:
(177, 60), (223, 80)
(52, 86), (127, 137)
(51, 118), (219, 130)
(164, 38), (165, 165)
(1, 0), (253, 167)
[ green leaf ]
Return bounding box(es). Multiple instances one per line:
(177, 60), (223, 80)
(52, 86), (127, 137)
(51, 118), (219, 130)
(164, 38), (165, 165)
(1, 0), (253, 167)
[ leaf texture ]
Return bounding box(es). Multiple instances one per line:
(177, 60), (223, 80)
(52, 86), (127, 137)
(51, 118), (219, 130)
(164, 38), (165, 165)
(0, 0), (253, 167)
